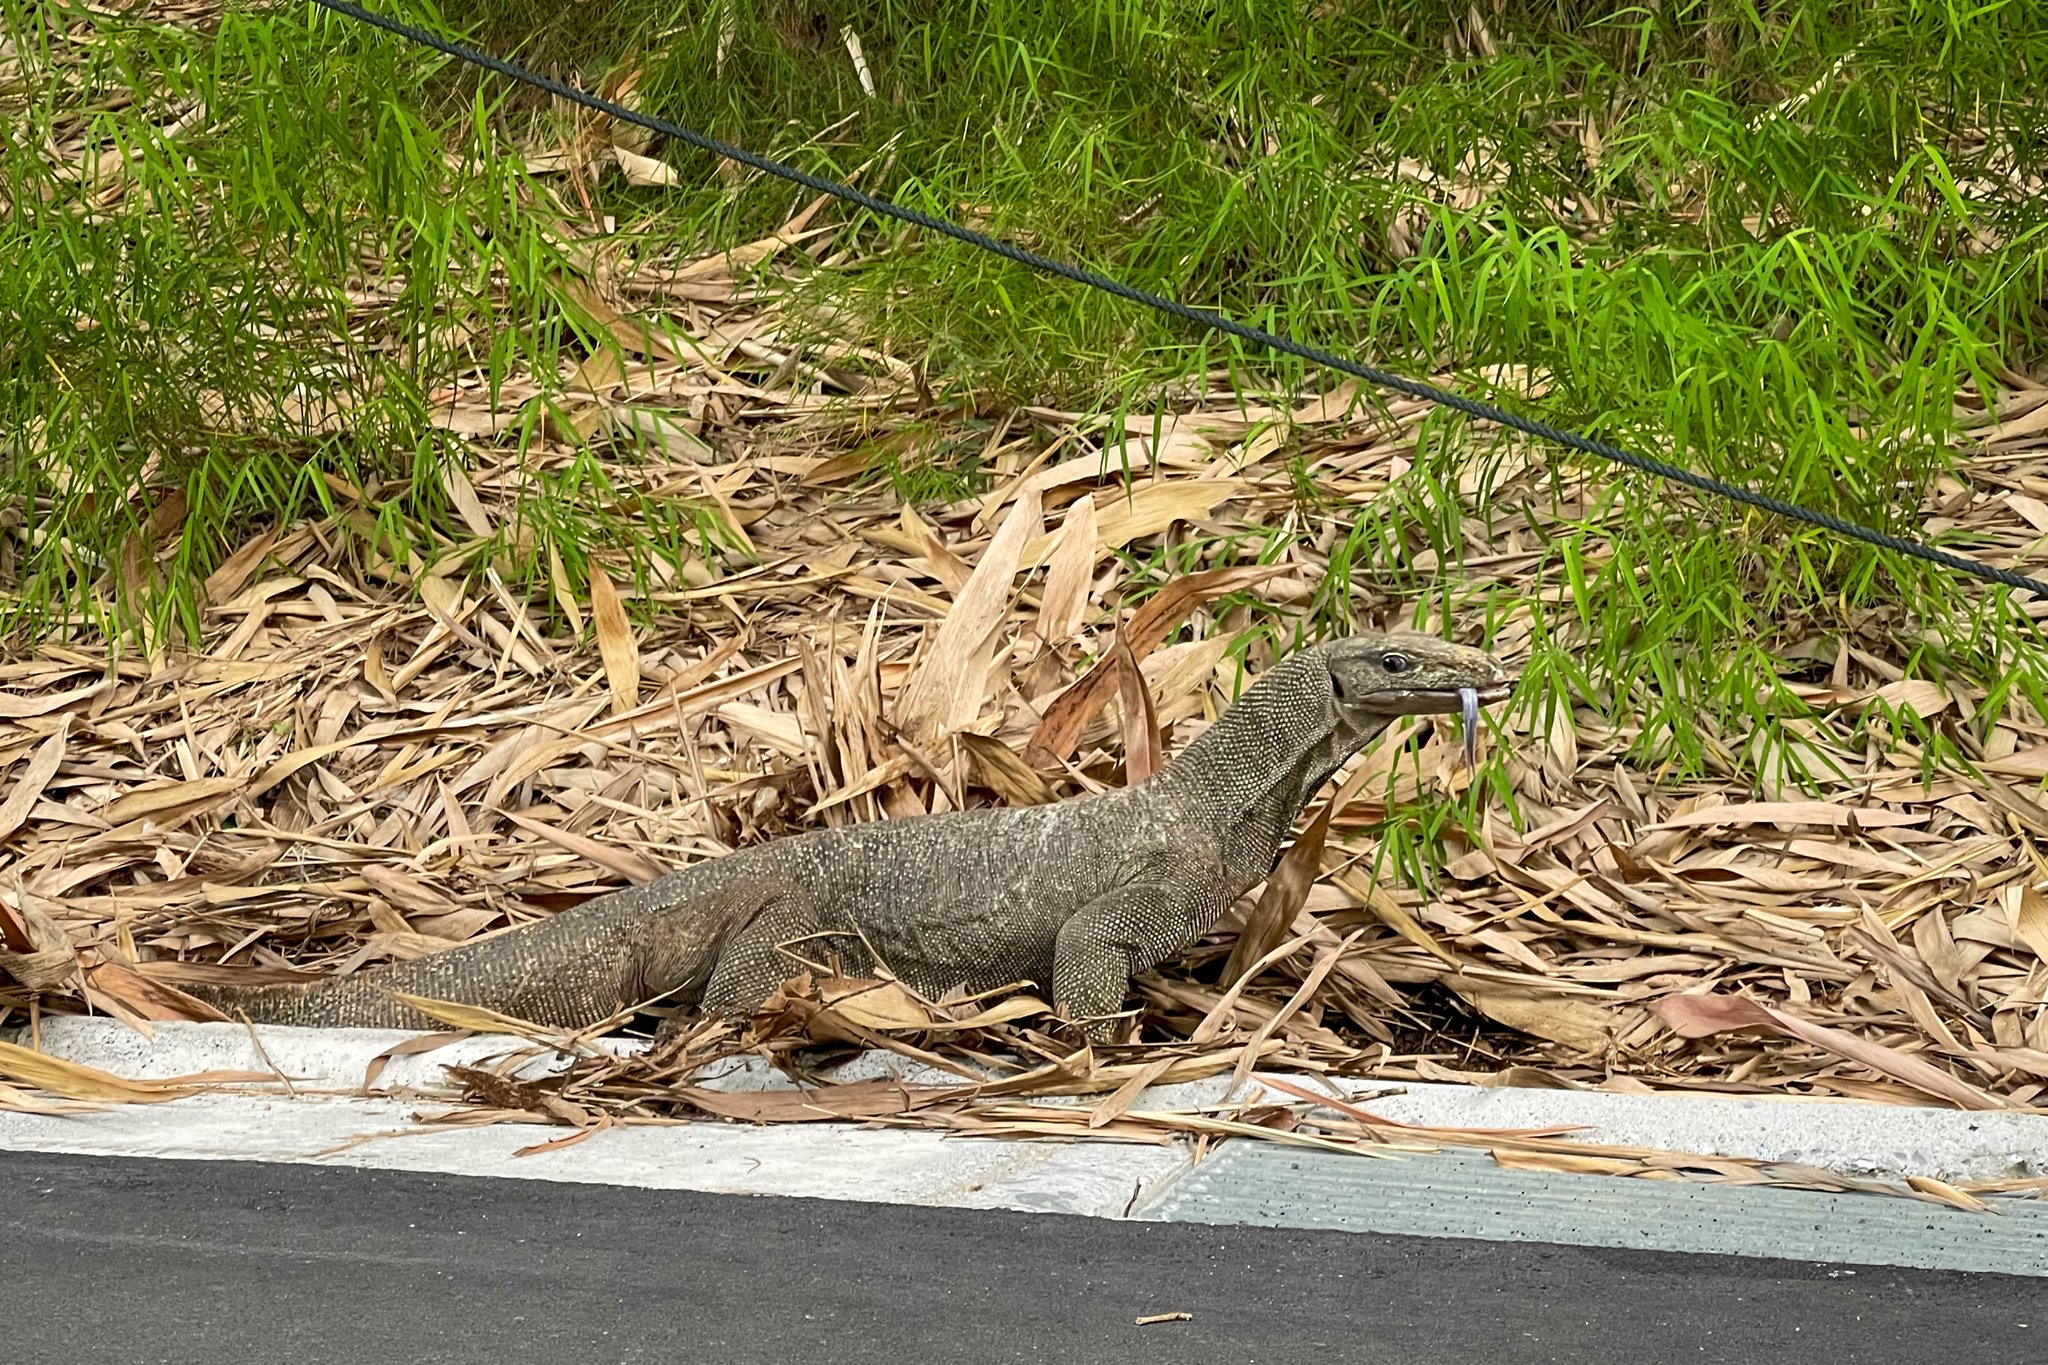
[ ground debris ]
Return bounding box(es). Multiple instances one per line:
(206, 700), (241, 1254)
(6, 1), (2048, 1136)
(383, 977), (2040, 1211)
(5, 287), (2048, 1118)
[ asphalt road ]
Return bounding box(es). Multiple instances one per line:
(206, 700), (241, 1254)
(1, 1150), (2035, 1365)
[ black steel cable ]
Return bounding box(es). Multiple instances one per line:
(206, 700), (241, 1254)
(305, 0), (2048, 601)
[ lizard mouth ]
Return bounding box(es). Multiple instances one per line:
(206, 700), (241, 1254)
(1370, 681), (1512, 716)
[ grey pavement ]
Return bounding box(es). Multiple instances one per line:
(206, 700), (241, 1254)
(2, 1149), (2040, 1365)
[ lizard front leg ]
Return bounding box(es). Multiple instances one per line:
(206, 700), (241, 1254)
(1052, 882), (1225, 1043)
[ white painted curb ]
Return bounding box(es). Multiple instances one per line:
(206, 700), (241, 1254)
(4, 1018), (2043, 1217)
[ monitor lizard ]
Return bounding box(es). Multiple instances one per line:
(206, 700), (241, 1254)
(181, 631), (1510, 1039)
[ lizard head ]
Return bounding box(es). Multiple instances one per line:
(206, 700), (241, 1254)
(1322, 631), (1512, 723)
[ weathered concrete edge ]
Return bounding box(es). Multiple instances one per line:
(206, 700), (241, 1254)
(6, 1017), (2045, 1201)
(1129, 1143), (2048, 1279)
(0, 1017), (1184, 1220)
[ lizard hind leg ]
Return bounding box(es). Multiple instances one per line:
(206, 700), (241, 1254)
(695, 895), (872, 1023)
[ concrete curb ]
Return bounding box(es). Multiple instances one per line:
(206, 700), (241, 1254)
(0, 1018), (1186, 1219)
(1137, 1144), (2048, 1277)
(4, 1017), (2044, 1264)
(13, 1016), (2044, 1180)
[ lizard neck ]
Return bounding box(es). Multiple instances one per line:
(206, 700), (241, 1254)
(1145, 650), (1390, 895)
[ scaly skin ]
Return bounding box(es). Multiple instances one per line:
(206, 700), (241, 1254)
(184, 632), (1511, 1037)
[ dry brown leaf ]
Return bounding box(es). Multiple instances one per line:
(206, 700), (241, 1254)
(390, 992), (560, 1037)
(0, 678), (112, 719)
(503, 811), (666, 884)
(1870, 679), (1953, 719)
(1977, 780), (2048, 839)
(361, 865), (463, 916)
(0, 897), (76, 991)
(0, 899), (30, 954)
(1450, 979), (1626, 1054)
(1974, 399), (2048, 443)
(1223, 801), (1333, 985)
(1906, 1174), (1994, 1214)
(0, 717), (70, 843)
(441, 456), (495, 537)
(514, 1116), (616, 1158)
(715, 701), (809, 758)
(1131, 635), (1233, 727)
(1035, 496), (1097, 644)
(1648, 801), (1925, 831)
(1225, 928), (1364, 1097)
(0, 1039), (264, 1104)
(1338, 871), (1460, 967)
(547, 543), (586, 634)
(2013, 886), (2048, 964)
(894, 488), (1041, 743)
(555, 273), (678, 361)
(412, 907), (502, 943)
(922, 995), (1051, 1031)
(816, 976), (934, 1030)
(1491, 1149), (1642, 1177)
(97, 776), (246, 829)
(588, 567), (641, 716)
(1985, 746), (2048, 778)
(1024, 564), (1290, 765)
(1019, 480), (1242, 568)
(0, 1083), (106, 1116)
(1652, 992), (2003, 1110)
(243, 735), (382, 798)
(1112, 629), (1162, 783)
(1255, 1073), (1586, 1138)
(957, 732), (1057, 806)
(674, 1077), (948, 1123)
(202, 527), (280, 604)
(362, 1029), (475, 1091)
(84, 959), (230, 1022)
(614, 146), (681, 187)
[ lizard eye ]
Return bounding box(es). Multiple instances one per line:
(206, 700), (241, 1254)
(1381, 652), (1412, 674)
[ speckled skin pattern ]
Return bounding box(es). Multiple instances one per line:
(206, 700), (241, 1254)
(186, 632), (1509, 1038)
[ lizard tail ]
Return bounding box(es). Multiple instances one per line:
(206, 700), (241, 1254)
(178, 895), (677, 1031)
(179, 975), (434, 1029)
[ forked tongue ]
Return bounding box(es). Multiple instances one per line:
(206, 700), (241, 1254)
(1459, 686), (1480, 769)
